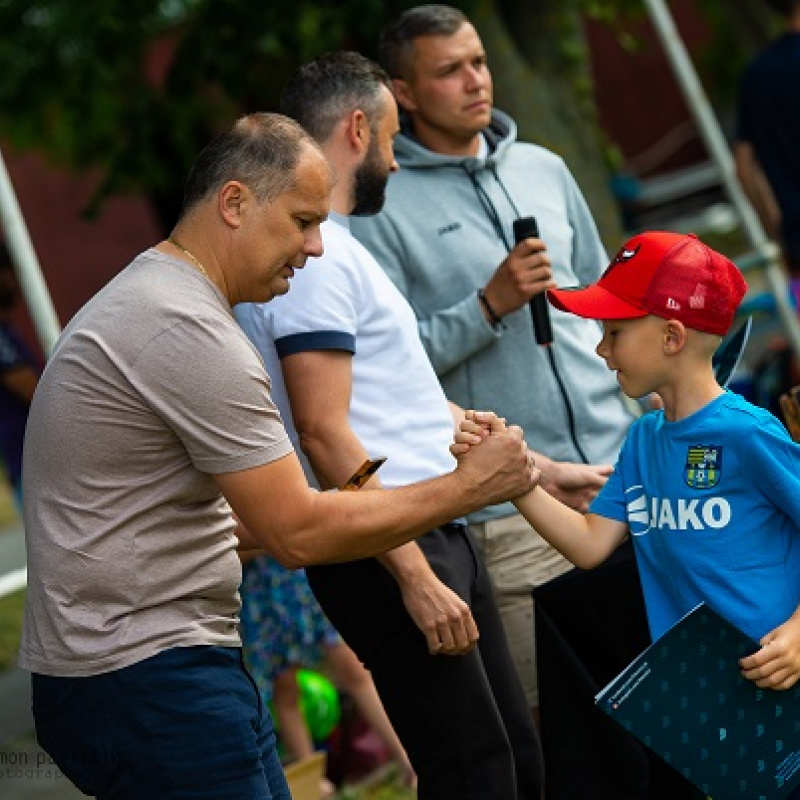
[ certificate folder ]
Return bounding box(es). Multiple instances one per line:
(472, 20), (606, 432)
(595, 603), (800, 799)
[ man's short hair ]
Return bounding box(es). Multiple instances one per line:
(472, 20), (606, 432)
(181, 113), (319, 213)
(379, 4), (468, 79)
(280, 51), (391, 143)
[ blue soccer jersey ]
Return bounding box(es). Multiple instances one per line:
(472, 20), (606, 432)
(591, 391), (800, 642)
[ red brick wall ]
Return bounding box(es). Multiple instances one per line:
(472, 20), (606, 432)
(3, 142), (162, 358)
(585, 0), (714, 178)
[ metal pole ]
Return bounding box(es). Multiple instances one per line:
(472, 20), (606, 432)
(642, 0), (800, 359)
(0, 144), (61, 355)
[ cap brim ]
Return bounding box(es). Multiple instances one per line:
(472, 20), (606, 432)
(547, 284), (647, 320)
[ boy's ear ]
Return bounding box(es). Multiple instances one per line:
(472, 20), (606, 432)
(663, 320), (687, 354)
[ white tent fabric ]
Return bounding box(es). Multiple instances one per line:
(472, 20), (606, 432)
(0, 145), (61, 355)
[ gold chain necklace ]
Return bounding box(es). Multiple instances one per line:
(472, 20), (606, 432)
(168, 236), (210, 281)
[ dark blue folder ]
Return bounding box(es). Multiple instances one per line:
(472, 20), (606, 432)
(596, 602), (800, 799)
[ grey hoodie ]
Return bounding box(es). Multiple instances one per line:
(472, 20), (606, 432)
(350, 109), (634, 522)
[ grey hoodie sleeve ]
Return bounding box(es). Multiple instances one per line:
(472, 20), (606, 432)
(352, 212), (501, 377)
(415, 292), (502, 377)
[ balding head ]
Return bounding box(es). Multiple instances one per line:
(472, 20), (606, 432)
(179, 113), (325, 216)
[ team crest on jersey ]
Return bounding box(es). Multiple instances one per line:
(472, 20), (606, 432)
(684, 445), (722, 489)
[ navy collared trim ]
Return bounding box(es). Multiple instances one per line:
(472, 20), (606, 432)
(275, 331), (355, 359)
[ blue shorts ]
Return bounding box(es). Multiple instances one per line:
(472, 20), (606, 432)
(32, 646), (289, 800)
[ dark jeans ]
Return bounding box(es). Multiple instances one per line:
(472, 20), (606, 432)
(32, 646), (288, 799)
(307, 523), (543, 800)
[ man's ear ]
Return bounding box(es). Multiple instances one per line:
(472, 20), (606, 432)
(219, 181), (247, 228)
(392, 78), (416, 113)
(664, 320), (687, 354)
(346, 109), (370, 155)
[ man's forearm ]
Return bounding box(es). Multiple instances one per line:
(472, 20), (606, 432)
(300, 425), (378, 492)
(293, 468), (509, 565)
(378, 541), (435, 583)
(217, 426), (533, 569)
(377, 535), (479, 657)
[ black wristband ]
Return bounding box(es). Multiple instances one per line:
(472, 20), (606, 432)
(477, 289), (506, 330)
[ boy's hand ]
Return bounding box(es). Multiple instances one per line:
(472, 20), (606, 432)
(739, 615), (800, 690)
(452, 414), (607, 513)
(450, 410), (509, 457)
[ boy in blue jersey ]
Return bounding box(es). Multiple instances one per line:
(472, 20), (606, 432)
(456, 230), (800, 691)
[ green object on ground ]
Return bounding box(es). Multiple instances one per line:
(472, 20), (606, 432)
(297, 668), (341, 741)
(268, 668), (341, 742)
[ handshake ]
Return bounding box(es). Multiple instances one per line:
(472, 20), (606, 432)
(453, 409), (613, 515)
(449, 410), (540, 510)
(451, 409), (532, 458)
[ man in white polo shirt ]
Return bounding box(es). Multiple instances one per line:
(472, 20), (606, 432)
(235, 52), (542, 800)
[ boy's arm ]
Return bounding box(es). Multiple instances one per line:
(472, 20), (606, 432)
(738, 419), (800, 689)
(739, 607), (800, 691)
(513, 486), (628, 569)
(532, 451), (613, 513)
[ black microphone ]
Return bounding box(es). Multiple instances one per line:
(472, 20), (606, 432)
(513, 216), (553, 346)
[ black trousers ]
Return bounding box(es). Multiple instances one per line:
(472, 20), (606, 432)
(307, 524), (543, 800)
(534, 541), (706, 800)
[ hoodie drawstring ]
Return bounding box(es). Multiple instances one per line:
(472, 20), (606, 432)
(463, 164), (590, 464)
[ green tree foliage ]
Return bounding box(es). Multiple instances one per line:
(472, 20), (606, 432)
(0, 0), (475, 227)
(0, 0), (779, 240)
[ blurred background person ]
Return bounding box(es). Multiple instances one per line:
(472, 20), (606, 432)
(239, 552), (414, 798)
(735, 0), (800, 279)
(0, 243), (40, 515)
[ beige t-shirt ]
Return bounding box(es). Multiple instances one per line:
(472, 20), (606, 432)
(19, 250), (293, 676)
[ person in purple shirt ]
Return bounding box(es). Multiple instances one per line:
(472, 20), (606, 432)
(0, 244), (40, 513)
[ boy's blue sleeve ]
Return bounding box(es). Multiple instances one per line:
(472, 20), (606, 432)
(746, 416), (800, 526)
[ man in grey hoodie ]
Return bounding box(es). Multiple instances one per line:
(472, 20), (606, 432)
(350, 4), (636, 721)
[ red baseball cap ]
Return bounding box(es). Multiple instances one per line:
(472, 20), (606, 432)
(548, 231), (748, 336)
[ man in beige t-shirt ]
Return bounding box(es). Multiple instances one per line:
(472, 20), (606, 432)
(20, 113), (536, 800)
